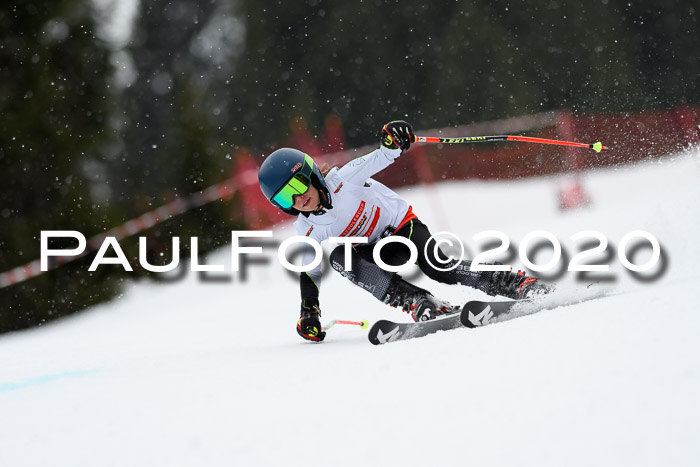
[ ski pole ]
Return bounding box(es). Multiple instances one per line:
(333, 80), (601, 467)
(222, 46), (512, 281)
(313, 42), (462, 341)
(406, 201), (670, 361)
(322, 319), (370, 331)
(415, 135), (607, 153)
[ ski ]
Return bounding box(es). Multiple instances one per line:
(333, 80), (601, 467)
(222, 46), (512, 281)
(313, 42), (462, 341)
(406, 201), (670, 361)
(460, 299), (537, 328)
(367, 311), (464, 345)
(368, 288), (613, 344)
(367, 299), (537, 345)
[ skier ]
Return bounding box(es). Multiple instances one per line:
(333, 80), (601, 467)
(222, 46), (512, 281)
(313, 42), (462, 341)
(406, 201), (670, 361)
(258, 121), (552, 342)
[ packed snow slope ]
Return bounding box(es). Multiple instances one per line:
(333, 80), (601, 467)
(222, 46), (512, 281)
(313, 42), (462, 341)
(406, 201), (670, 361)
(1, 150), (699, 467)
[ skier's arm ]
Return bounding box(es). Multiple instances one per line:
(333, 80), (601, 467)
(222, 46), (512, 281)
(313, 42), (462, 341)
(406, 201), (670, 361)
(297, 264), (325, 342)
(295, 226), (326, 342)
(336, 146), (401, 185)
(337, 120), (415, 185)
(297, 236), (322, 302)
(300, 271), (319, 302)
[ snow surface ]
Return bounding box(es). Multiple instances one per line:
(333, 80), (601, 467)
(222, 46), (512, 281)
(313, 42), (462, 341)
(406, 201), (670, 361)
(1, 150), (699, 467)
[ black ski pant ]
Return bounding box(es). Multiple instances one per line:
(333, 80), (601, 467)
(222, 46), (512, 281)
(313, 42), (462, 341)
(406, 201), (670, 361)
(329, 218), (491, 301)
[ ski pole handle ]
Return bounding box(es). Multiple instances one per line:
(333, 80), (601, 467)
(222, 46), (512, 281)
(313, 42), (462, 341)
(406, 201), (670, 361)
(323, 319), (370, 331)
(415, 135), (607, 153)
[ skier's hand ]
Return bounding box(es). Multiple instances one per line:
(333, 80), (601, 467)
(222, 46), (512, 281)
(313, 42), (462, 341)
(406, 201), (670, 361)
(297, 298), (326, 342)
(380, 120), (415, 151)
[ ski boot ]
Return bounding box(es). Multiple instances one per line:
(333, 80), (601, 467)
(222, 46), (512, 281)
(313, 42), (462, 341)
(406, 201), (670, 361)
(488, 267), (554, 300)
(382, 275), (451, 322)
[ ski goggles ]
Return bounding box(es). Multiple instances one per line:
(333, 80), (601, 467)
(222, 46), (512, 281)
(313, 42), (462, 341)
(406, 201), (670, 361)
(270, 154), (315, 209)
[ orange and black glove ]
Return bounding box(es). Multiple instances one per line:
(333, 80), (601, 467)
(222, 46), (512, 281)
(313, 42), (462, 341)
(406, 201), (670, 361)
(380, 120), (415, 151)
(297, 298), (326, 342)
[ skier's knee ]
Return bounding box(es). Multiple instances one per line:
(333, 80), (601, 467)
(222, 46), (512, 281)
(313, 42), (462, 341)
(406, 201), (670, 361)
(421, 265), (443, 282)
(329, 245), (346, 273)
(420, 261), (453, 283)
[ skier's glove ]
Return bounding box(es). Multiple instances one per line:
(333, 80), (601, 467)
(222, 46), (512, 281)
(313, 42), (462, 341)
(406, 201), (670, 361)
(297, 298), (326, 342)
(380, 120), (415, 151)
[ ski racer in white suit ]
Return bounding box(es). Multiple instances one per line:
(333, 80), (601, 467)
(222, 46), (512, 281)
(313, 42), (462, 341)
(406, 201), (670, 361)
(257, 121), (551, 342)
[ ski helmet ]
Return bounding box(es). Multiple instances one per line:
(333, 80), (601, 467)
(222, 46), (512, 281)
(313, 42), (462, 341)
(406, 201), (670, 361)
(258, 148), (332, 216)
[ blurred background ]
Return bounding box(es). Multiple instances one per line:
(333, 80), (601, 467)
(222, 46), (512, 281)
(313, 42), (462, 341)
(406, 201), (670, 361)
(1, 0), (698, 333)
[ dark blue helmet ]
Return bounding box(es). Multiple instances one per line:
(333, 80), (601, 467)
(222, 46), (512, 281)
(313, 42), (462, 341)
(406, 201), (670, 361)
(258, 148), (332, 216)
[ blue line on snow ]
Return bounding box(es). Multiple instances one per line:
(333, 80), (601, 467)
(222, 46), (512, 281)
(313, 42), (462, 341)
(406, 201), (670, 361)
(0, 369), (99, 393)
